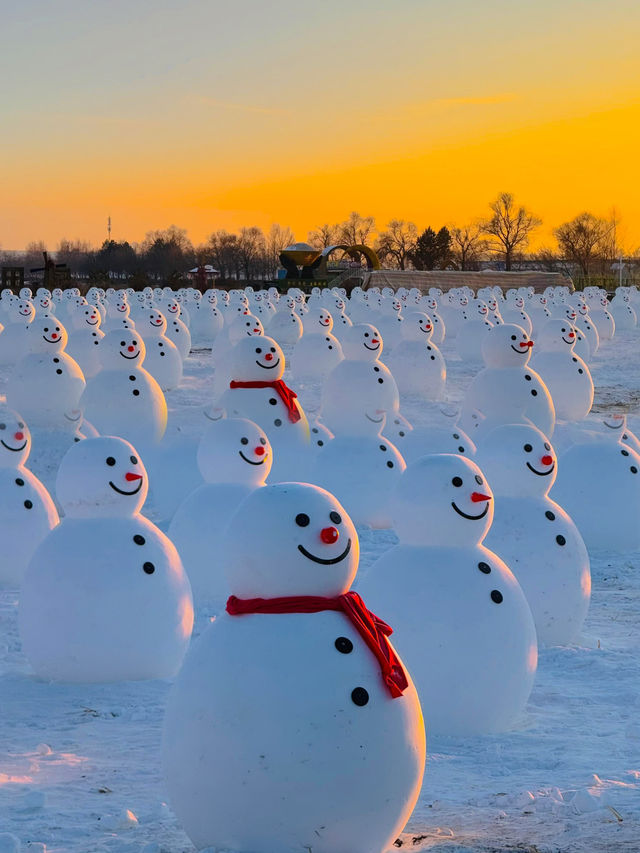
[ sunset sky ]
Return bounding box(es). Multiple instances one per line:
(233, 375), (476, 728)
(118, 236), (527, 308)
(2, 0), (640, 251)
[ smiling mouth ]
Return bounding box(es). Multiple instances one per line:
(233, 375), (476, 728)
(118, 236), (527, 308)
(255, 358), (280, 370)
(109, 479), (143, 496)
(451, 501), (489, 521)
(239, 450), (265, 465)
(64, 412), (81, 423)
(365, 413), (384, 423)
(320, 320), (330, 326)
(1, 439), (26, 452)
(604, 420), (623, 430)
(526, 461), (555, 476)
(151, 320), (163, 326)
(298, 539), (352, 565)
(87, 318), (99, 325)
(120, 351), (139, 359)
(364, 343), (380, 351)
(562, 336), (574, 344)
(511, 345), (528, 354)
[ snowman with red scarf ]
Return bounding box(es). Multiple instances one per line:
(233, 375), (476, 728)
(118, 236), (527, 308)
(218, 335), (311, 481)
(162, 482), (425, 853)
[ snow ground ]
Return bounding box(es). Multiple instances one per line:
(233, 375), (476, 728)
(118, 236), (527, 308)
(1, 330), (639, 852)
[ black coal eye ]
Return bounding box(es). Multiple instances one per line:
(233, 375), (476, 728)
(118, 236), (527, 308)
(475, 475), (483, 485)
(121, 341), (126, 346)
(0, 424), (5, 430)
(106, 457), (116, 466)
(561, 328), (566, 332)
(524, 444), (533, 452)
(133, 340), (138, 345)
(364, 332), (369, 337)
(295, 513), (310, 527)
(241, 437), (249, 445)
(511, 335), (516, 340)
(544, 442), (551, 451)
(452, 476), (463, 487)
(130, 455), (138, 464)
(260, 437), (266, 445)
(44, 327), (48, 332)
(329, 511), (342, 524)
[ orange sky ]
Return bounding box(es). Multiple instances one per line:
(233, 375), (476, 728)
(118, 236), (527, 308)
(2, 0), (639, 252)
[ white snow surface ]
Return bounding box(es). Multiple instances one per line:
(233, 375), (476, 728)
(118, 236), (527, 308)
(1, 332), (639, 852)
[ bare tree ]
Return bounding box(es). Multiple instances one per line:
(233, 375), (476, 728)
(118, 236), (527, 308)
(375, 220), (418, 269)
(307, 223), (340, 249)
(236, 227), (266, 281)
(338, 211), (376, 246)
(265, 223), (295, 279)
(481, 192), (541, 270)
(450, 224), (487, 270)
(554, 212), (615, 277)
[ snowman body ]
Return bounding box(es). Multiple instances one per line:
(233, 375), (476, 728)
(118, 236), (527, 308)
(589, 303), (615, 341)
(291, 331), (343, 381)
(501, 305), (532, 336)
(531, 321), (593, 422)
(387, 312), (446, 400)
(0, 301), (35, 365)
(609, 299), (637, 331)
(162, 482), (425, 853)
(138, 311), (183, 391)
(66, 321), (105, 379)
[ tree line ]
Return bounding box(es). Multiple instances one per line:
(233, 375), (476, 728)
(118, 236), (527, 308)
(2, 193), (637, 286)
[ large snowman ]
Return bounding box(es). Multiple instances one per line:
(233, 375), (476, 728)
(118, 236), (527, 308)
(162, 482), (425, 853)
(80, 329), (168, 448)
(19, 437), (193, 682)
(0, 405), (59, 586)
(476, 423), (591, 646)
(168, 418), (272, 608)
(459, 324), (555, 439)
(359, 453), (538, 735)
(6, 316), (86, 431)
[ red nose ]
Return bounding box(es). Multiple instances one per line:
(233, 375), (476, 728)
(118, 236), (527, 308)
(254, 446), (265, 456)
(371, 338), (379, 344)
(127, 345), (135, 352)
(471, 492), (492, 503)
(320, 526), (339, 544)
(125, 472), (142, 481)
(425, 325), (432, 331)
(541, 455), (554, 466)
(14, 432), (24, 441)
(527, 340), (534, 347)
(51, 333), (58, 339)
(568, 332), (574, 338)
(264, 353), (273, 361)
(253, 328), (260, 333)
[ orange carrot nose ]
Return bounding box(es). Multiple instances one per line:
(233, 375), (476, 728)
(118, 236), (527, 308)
(470, 492), (492, 503)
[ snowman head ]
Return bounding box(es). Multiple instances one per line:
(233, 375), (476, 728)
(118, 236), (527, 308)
(538, 319), (576, 352)
(197, 417), (272, 486)
(401, 311), (433, 342)
(303, 308), (333, 334)
(0, 405), (30, 467)
(56, 436), (148, 518)
(165, 299), (180, 316)
(224, 482), (359, 597)
(108, 298), (130, 318)
(14, 300), (35, 323)
(482, 324), (533, 367)
(100, 329), (146, 369)
(230, 336), (284, 381)
(603, 413), (626, 432)
(392, 454), (493, 547)
(477, 423), (556, 497)
(228, 313), (264, 345)
(27, 317), (68, 353)
(142, 310), (167, 337)
(71, 304), (102, 331)
(341, 324), (382, 361)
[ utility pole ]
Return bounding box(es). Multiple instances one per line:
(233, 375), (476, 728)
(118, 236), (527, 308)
(107, 215), (112, 243)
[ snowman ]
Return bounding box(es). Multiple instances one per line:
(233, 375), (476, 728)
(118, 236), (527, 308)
(588, 295), (615, 341)
(267, 308), (303, 346)
(168, 418), (272, 608)
(6, 317), (86, 431)
(570, 297), (600, 356)
(608, 291), (637, 330)
(102, 296), (135, 333)
(418, 295), (446, 344)
(459, 324), (555, 439)
(0, 299), (35, 365)
(217, 336), (311, 481)
(396, 421), (477, 465)
(65, 303), (105, 378)
(290, 308), (344, 382)
(386, 311), (446, 400)
(80, 329), (168, 448)
(163, 298), (192, 360)
(552, 440), (640, 552)
(476, 423), (590, 645)
(501, 294), (533, 335)
(136, 309), (183, 391)
(162, 482), (425, 853)
(19, 436), (193, 682)
(359, 453), (537, 735)
(456, 299), (494, 362)
(531, 319), (594, 422)
(0, 405), (59, 586)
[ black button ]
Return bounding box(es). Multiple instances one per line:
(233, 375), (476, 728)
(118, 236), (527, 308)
(133, 534), (145, 545)
(531, 389), (537, 396)
(335, 637), (353, 654)
(525, 375), (531, 380)
(545, 510), (555, 521)
(24, 500), (33, 509)
(15, 478), (24, 486)
(129, 375), (136, 381)
(133, 389), (140, 396)
(556, 535), (566, 546)
(578, 368), (583, 374)
(351, 687), (369, 706)
(274, 418), (282, 427)
(490, 590), (503, 604)
(386, 460), (394, 468)
(478, 561), (491, 574)
(56, 369), (62, 375)
(143, 562), (155, 574)
(377, 378), (384, 384)
(53, 357), (59, 363)
(269, 398), (277, 405)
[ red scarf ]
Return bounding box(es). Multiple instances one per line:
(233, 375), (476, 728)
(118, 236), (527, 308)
(226, 591), (408, 698)
(229, 379), (301, 423)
